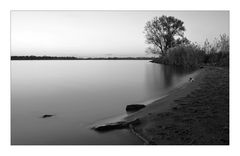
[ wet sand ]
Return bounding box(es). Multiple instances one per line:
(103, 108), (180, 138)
(125, 66), (229, 145)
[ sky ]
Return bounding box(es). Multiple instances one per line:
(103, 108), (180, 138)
(11, 11), (229, 57)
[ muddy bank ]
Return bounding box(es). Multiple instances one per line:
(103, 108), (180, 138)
(125, 67), (229, 145)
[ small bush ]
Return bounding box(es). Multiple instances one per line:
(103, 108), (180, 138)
(204, 51), (229, 66)
(166, 44), (205, 67)
(203, 34), (229, 66)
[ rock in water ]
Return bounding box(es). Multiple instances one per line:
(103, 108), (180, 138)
(42, 114), (54, 118)
(126, 104), (146, 112)
(92, 119), (141, 132)
(93, 121), (127, 131)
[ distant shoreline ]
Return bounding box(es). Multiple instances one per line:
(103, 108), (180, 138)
(11, 56), (154, 60)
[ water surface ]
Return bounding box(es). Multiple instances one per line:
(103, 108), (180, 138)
(11, 60), (193, 145)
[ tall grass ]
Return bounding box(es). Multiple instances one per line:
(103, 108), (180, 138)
(166, 44), (205, 67)
(203, 34), (229, 66)
(152, 34), (229, 67)
(204, 52), (229, 66)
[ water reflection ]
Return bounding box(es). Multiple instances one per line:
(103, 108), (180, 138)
(161, 65), (195, 88)
(11, 60), (194, 145)
(145, 63), (194, 94)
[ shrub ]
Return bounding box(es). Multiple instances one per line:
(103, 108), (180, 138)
(150, 34), (229, 67)
(204, 51), (229, 66)
(166, 44), (205, 67)
(203, 34), (229, 66)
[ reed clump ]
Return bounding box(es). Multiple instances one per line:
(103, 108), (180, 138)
(151, 34), (229, 68)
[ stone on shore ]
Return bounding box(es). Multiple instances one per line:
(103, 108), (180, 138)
(126, 104), (146, 112)
(92, 119), (141, 132)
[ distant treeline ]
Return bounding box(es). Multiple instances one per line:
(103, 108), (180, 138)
(11, 56), (154, 60)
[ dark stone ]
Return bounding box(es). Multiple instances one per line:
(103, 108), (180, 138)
(42, 114), (54, 118)
(92, 121), (127, 131)
(92, 119), (141, 132)
(126, 104), (146, 112)
(200, 66), (204, 69)
(189, 77), (194, 82)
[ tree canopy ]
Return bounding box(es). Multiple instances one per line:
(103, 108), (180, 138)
(144, 15), (188, 56)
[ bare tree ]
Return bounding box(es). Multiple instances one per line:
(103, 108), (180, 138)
(144, 15), (188, 57)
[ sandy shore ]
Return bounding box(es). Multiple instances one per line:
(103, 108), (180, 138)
(125, 66), (229, 145)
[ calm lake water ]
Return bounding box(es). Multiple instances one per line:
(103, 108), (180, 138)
(11, 60), (194, 145)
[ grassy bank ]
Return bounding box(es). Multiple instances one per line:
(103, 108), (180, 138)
(127, 67), (229, 145)
(151, 34), (229, 68)
(151, 47), (229, 68)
